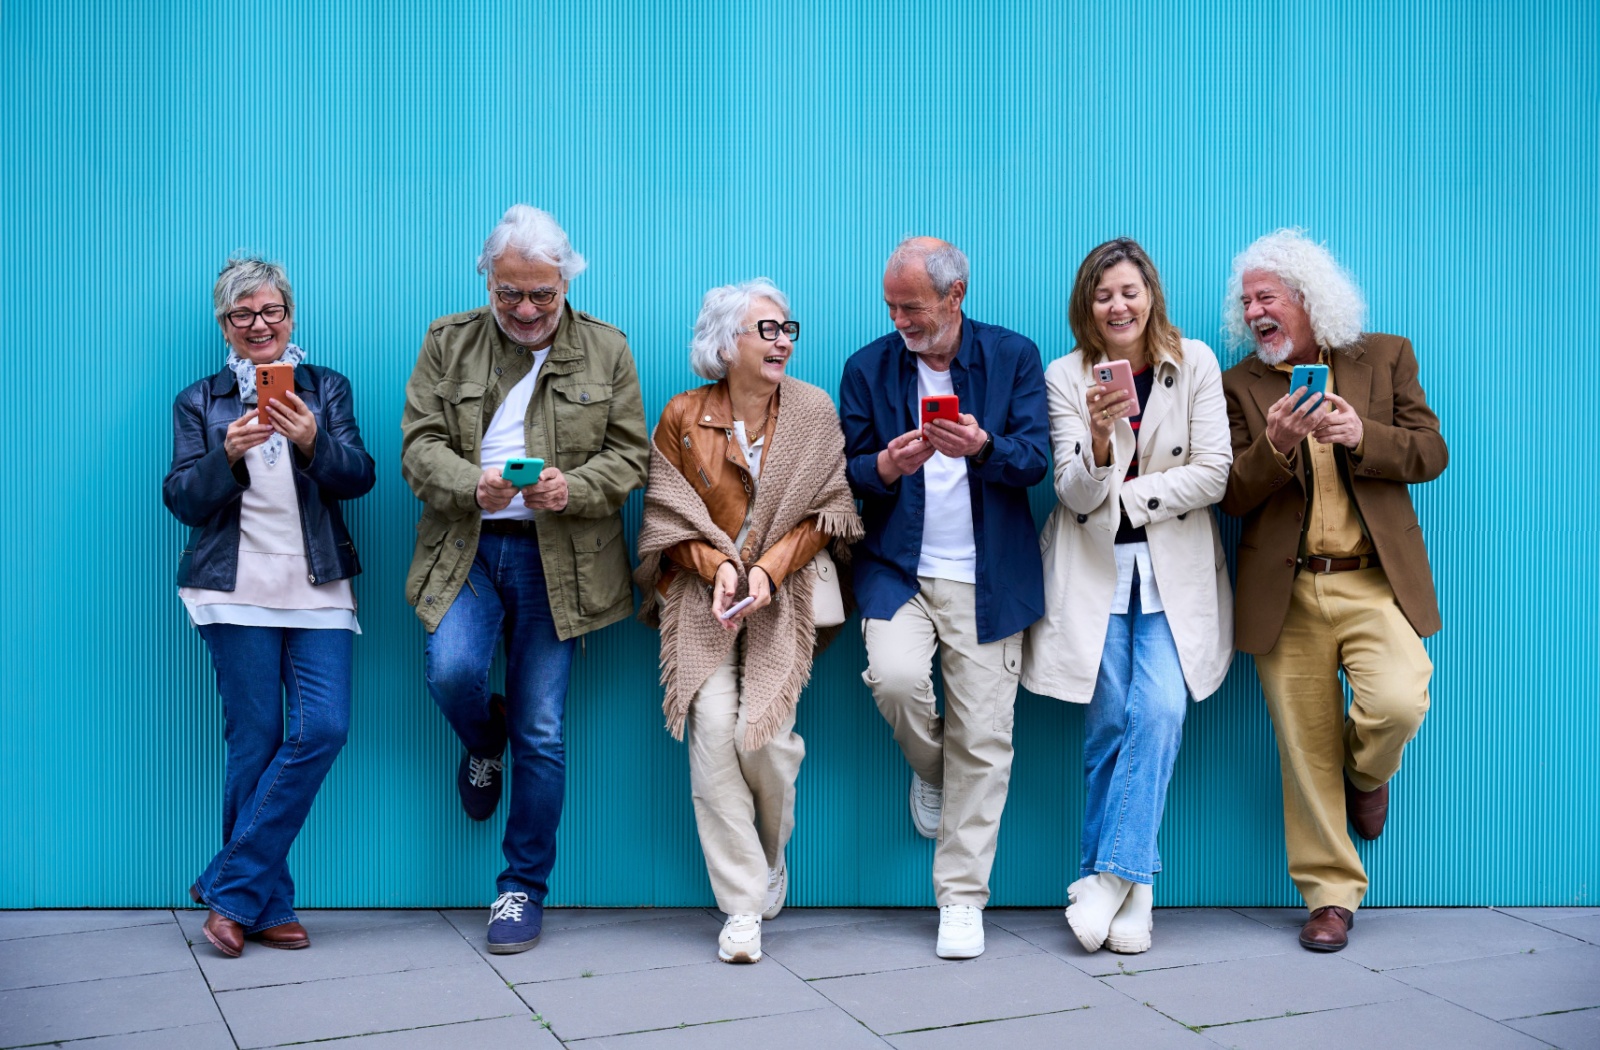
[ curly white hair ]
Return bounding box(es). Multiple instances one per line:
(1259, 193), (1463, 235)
(1222, 228), (1367, 354)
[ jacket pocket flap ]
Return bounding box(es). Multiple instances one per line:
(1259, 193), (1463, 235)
(434, 379), (488, 404)
(570, 516), (623, 553)
(553, 381), (614, 405)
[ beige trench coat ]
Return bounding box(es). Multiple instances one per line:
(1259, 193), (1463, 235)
(1021, 339), (1234, 704)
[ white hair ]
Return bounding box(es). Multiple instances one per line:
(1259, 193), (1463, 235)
(213, 253), (293, 322)
(476, 204), (588, 280)
(886, 237), (969, 297)
(688, 278), (790, 381)
(1222, 228), (1367, 353)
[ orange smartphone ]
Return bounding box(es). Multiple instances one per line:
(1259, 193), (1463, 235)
(920, 394), (960, 429)
(1092, 359), (1138, 409)
(256, 363), (295, 424)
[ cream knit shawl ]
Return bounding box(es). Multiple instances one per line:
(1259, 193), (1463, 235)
(634, 377), (863, 750)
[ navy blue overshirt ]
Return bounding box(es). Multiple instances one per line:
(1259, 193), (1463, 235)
(839, 317), (1049, 643)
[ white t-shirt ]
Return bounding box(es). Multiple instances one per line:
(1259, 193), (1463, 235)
(915, 360), (976, 583)
(481, 348), (551, 521)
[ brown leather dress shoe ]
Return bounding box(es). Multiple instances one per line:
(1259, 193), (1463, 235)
(1299, 906), (1354, 951)
(1345, 774), (1390, 840)
(202, 912), (245, 957)
(249, 922), (311, 950)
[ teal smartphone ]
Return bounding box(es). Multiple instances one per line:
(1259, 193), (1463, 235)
(1289, 364), (1328, 411)
(502, 457), (545, 487)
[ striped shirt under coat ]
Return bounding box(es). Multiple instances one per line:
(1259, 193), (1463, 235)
(1022, 338), (1235, 704)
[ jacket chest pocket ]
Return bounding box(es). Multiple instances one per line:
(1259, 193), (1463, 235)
(552, 381), (613, 455)
(434, 379), (488, 451)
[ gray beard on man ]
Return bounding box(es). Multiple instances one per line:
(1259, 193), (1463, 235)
(1253, 333), (1295, 366)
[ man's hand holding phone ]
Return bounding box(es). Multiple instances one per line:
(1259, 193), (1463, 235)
(476, 467), (517, 512)
(923, 413), (986, 458)
(520, 467), (569, 511)
(1311, 392), (1363, 449)
(1266, 389), (1326, 456)
(876, 429), (937, 485)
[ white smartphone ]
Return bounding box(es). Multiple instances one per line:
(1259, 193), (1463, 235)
(718, 595), (756, 621)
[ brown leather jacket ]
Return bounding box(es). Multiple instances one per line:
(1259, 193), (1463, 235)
(652, 381), (830, 589)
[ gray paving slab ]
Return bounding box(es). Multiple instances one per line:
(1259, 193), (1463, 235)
(274, 909), (447, 933)
(1230, 907), (1307, 929)
(1387, 943), (1600, 1021)
(1335, 907), (1577, 970)
(1200, 994), (1551, 1050)
(985, 908), (1062, 933)
(760, 914), (1041, 979)
(288, 1015), (564, 1048)
(569, 1006), (891, 1049)
(523, 958), (827, 1041)
(0, 967), (223, 1047)
(1015, 908), (1293, 977)
(1108, 949), (1419, 1028)
(1499, 907), (1600, 924)
(215, 962), (529, 1049)
(0, 909), (178, 941)
(537, 908), (701, 933)
(176, 908), (483, 992)
(1504, 1007), (1600, 1049)
(759, 907), (918, 933)
(1524, 913), (1600, 947)
(0, 920), (197, 991)
(812, 949), (1129, 1034)
(885, 999), (1215, 1049)
(47, 1020), (239, 1049)
(445, 909), (724, 983)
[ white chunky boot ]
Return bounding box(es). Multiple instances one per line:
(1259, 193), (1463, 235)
(1105, 880), (1153, 954)
(1065, 872), (1133, 952)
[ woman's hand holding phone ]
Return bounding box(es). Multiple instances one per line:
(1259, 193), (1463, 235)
(264, 390), (318, 457)
(1086, 383), (1135, 465)
(224, 410), (276, 464)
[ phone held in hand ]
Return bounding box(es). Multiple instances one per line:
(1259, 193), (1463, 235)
(718, 595), (756, 621)
(1092, 359), (1138, 410)
(502, 457), (545, 487)
(921, 395), (960, 429)
(1289, 364), (1329, 411)
(255, 363), (294, 424)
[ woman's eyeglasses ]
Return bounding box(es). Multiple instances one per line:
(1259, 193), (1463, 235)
(740, 320), (800, 341)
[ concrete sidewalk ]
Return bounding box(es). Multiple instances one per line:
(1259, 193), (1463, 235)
(1, 906), (1597, 1048)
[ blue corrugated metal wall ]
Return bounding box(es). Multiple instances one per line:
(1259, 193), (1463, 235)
(2, 1), (1595, 909)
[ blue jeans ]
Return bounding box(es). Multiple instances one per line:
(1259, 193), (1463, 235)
(425, 533), (576, 901)
(193, 624), (351, 932)
(1081, 585), (1188, 884)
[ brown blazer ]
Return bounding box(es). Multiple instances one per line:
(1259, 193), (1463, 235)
(652, 380), (829, 590)
(1220, 333), (1447, 653)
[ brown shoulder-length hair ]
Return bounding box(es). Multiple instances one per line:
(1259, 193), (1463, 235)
(1068, 238), (1183, 372)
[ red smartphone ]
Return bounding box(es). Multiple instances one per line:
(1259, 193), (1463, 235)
(1092, 359), (1138, 410)
(920, 394), (960, 429)
(256, 363), (295, 424)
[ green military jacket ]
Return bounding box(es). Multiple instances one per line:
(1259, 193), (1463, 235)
(400, 304), (649, 638)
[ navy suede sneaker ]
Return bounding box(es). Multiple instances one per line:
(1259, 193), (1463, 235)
(457, 750), (505, 821)
(487, 891), (542, 954)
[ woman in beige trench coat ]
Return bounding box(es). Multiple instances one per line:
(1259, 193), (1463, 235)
(1021, 239), (1233, 956)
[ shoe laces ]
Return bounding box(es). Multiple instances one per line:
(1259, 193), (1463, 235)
(724, 913), (761, 937)
(914, 776), (943, 807)
(940, 904), (979, 929)
(467, 755), (504, 789)
(489, 891), (529, 924)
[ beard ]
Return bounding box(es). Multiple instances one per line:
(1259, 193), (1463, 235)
(1253, 332), (1295, 366)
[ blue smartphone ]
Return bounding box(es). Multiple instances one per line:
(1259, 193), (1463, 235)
(1289, 364), (1328, 411)
(502, 457), (545, 487)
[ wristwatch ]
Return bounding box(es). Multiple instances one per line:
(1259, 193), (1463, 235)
(969, 433), (995, 468)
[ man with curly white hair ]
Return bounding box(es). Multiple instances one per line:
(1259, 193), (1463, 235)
(1219, 228), (1447, 953)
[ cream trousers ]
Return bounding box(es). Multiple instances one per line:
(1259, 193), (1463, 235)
(1254, 567), (1432, 913)
(687, 641), (805, 916)
(861, 576), (1022, 907)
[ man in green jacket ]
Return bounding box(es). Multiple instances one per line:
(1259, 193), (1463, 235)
(401, 204), (649, 954)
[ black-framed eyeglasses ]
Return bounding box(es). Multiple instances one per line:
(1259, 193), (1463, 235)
(494, 287), (561, 307)
(225, 304), (289, 329)
(740, 320), (800, 341)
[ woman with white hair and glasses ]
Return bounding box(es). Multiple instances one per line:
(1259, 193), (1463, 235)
(635, 279), (861, 964)
(1022, 238), (1233, 955)
(163, 254), (374, 957)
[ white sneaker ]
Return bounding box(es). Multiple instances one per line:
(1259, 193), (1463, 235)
(762, 863), (787, 921)
(718, 914), (762, 963)
(936, 904), (985, 959)
(909, 773), (943, 839)
(1106, 881), (1153, 954)
(1065, 872), (1133, 953)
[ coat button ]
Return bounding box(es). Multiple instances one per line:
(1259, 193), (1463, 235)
(1172, 446), (1182, 456)
(424, 594), (436, 604)
(1076, 513), (1087, 524)
(1295, 511), (1304, 522)
(1147, 498), (1160, 510)
(455, 538), (466, 548)
(516, 347), (524, 355)
(1074, 442), (1081, 455)
(1177, 512), (1188, 521)
(580, 392), (590, 402)
(1164, 376), (1174, 387)
(308, 574), (316, 583)
(495, 366), (503, 376)
(703, 415), (712, 422)
(1284, 558), (1294, 567)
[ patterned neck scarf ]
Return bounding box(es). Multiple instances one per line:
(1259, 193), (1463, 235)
(225, 342), (307, 468)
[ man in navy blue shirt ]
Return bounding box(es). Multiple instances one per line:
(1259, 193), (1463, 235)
(840, 237), (1049, 959)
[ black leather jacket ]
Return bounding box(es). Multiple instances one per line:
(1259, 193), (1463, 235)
(163, 364), (375, 590)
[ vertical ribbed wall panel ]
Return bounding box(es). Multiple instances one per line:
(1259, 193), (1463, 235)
(3, 0), (1596, 908)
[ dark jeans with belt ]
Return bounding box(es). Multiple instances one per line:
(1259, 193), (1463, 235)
(424, 531), (577, 902)
(193, 624), (352, 932)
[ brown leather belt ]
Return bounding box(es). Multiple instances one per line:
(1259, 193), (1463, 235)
(480, 519), (538, 536)
(1302, 553), (1379, 573)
